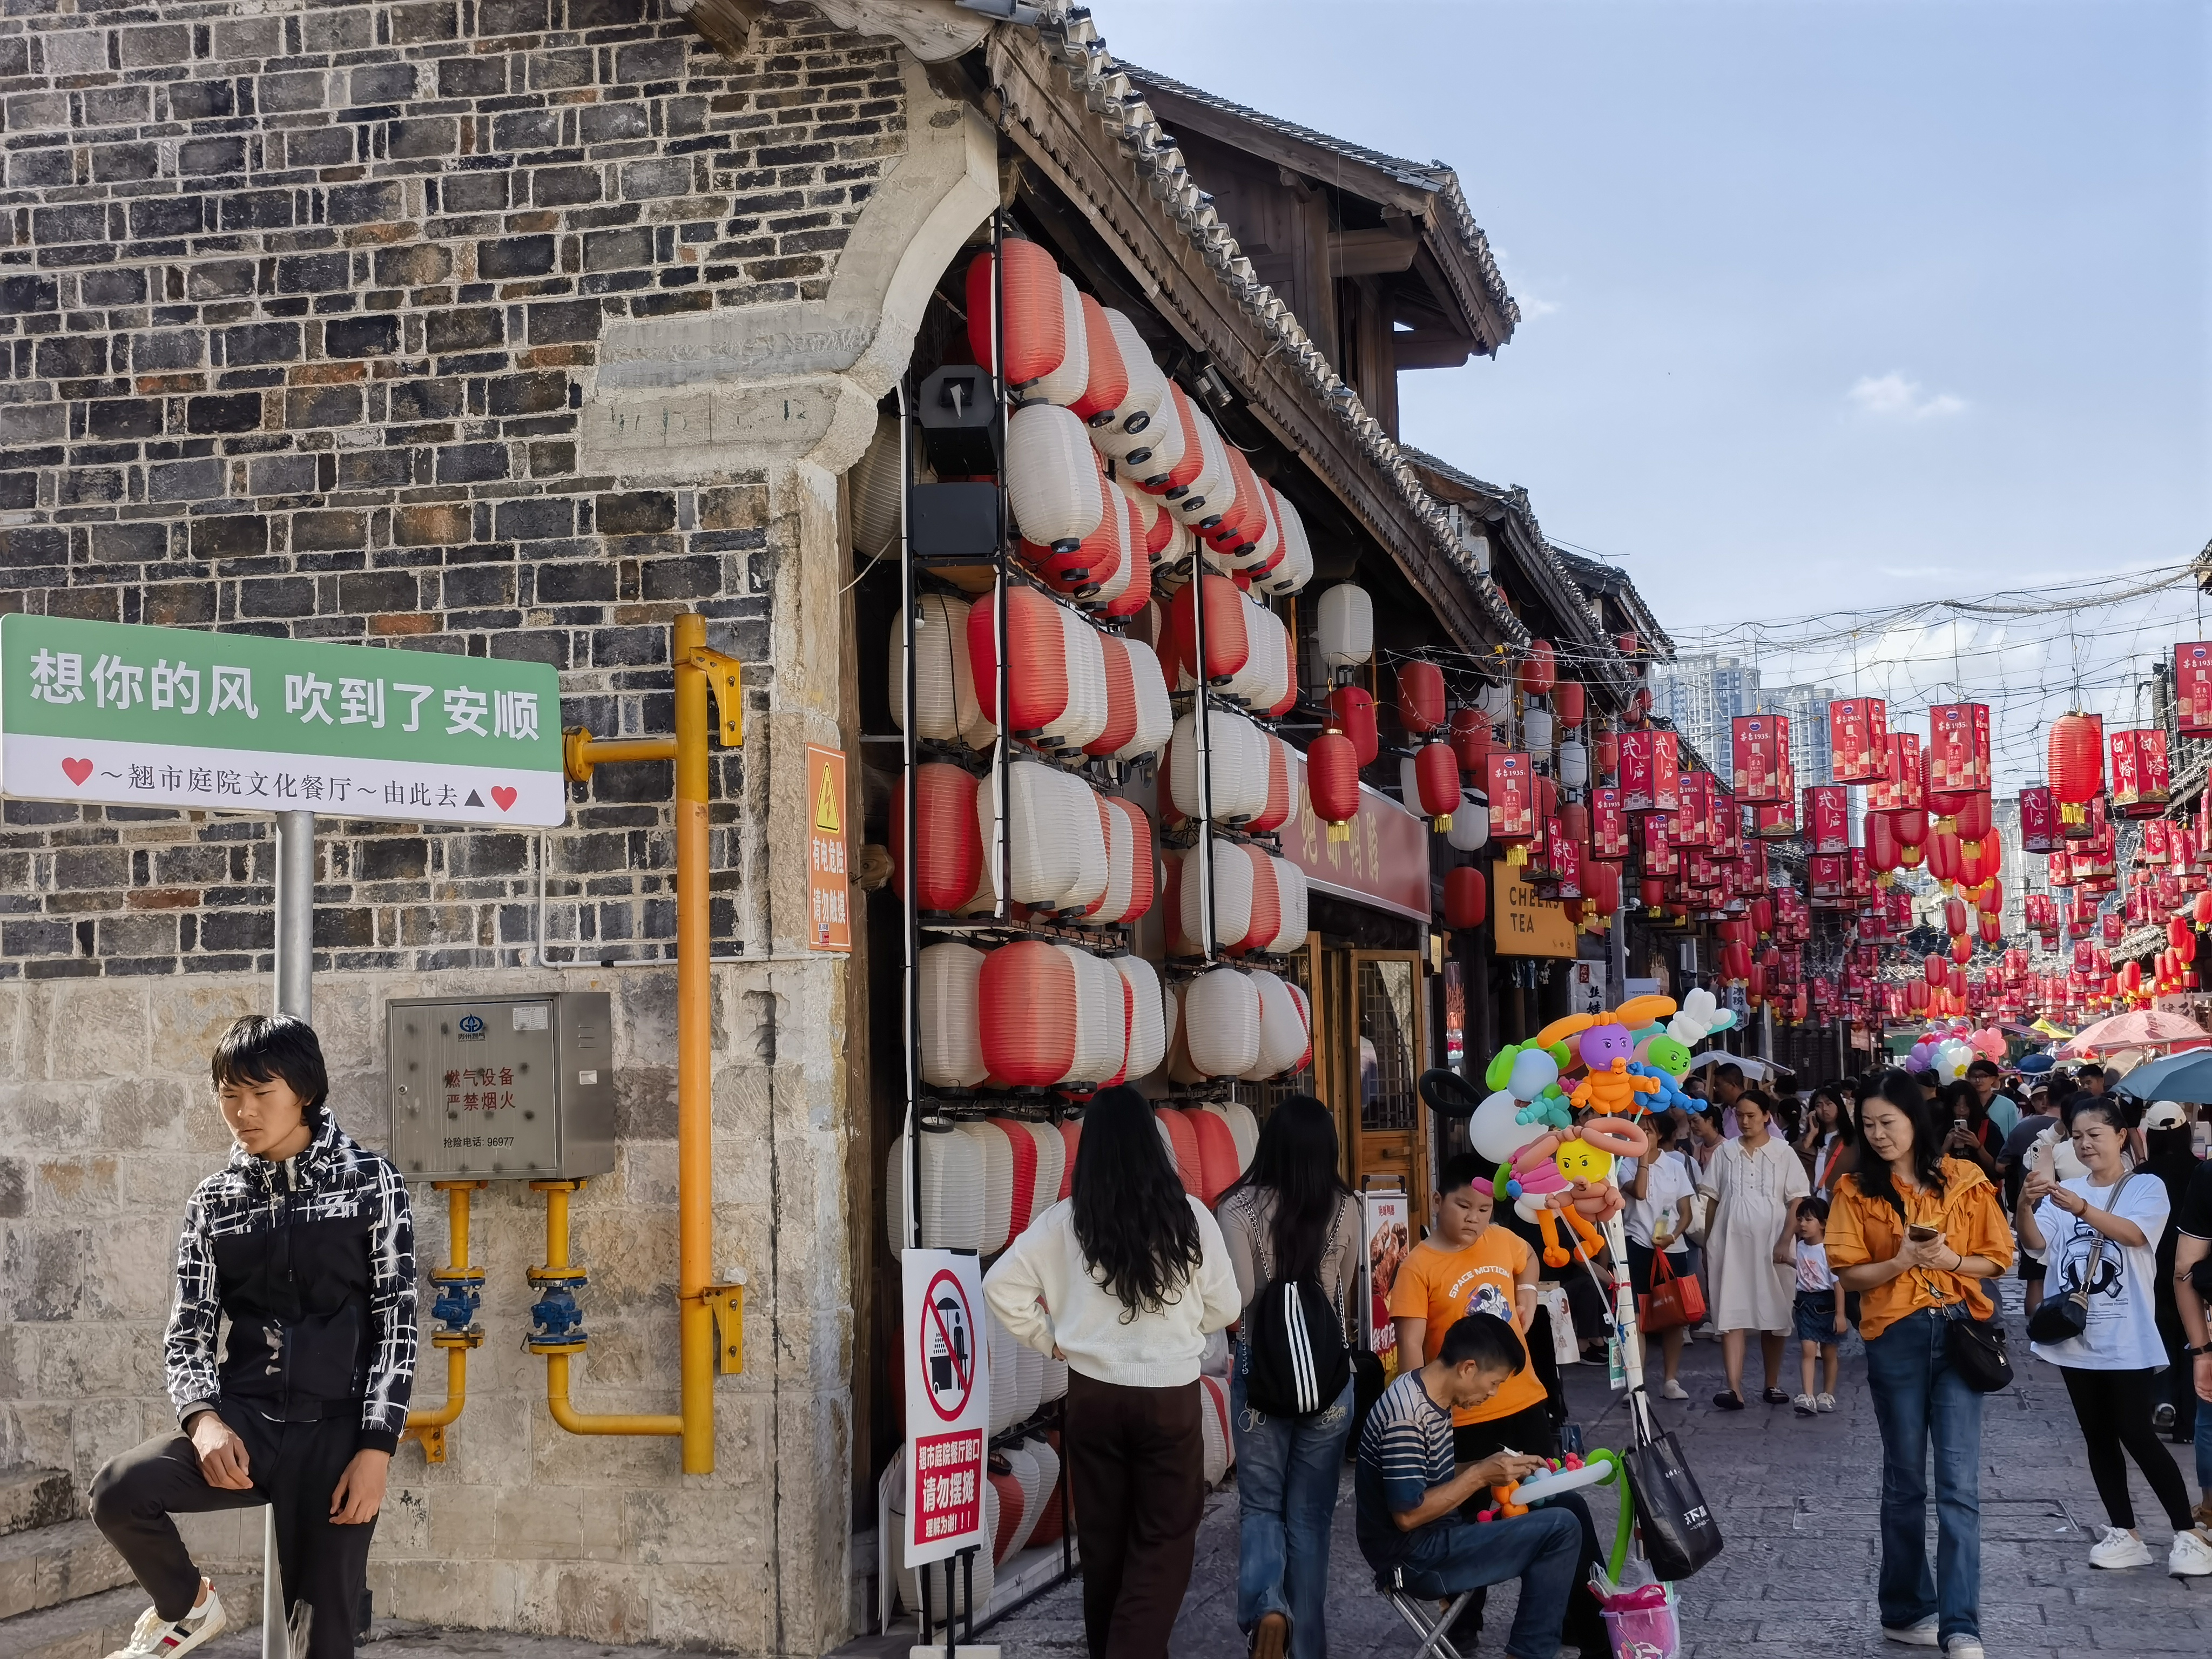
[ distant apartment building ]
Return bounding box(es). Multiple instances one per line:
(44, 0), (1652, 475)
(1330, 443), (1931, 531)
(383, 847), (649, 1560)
(1655, 653), (1759, 780)
(1761, 683), (1836, 787)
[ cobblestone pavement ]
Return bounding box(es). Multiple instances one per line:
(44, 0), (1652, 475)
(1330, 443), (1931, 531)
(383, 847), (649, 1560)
(989, 1285), (2212, 1657)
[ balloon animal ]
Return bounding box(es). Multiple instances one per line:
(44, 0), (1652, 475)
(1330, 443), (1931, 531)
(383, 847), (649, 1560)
(1531, 996), (1678, 1121)
(1667, 987), (1736, 1048)
(1501, 1115), (1652, 1267)
(1485, 1040), (1572, 1131)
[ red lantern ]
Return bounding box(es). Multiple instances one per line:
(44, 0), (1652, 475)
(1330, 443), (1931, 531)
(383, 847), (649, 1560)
(1327, 685), (1380, 771)
(1553, 680), (1586, 726)
(1924, 953), (1946, 987)
(1444, 865), (1487, 929)
(1892, 809), (1929, 849)
(1944, 898), (1968, 939)
(2048, 712), (2103, 826)
(1416, 742), (1460, 831)
(2193, 891), (2212, 927)
(1928, 831), (1961, 886)
(966, 241), (1067, 390)
(1518, 640), (1556, 699)
(968, 583), (1069, 735)
(1166, 574), (1250, 687)
(1584, 859), (1621, 916)
(1448, 707), (1492, 775)
(1307, 731), (1361, 844)
(1947, 962), (1967, 996)
(979, 940), (1079, 1085)
(890, 763), (983, 913)
(1951, 791), (1993, 847)
(1865, 811), (1900, 876)
(1593, 726), (1619, 777)
(1397, 662), (1446, 737)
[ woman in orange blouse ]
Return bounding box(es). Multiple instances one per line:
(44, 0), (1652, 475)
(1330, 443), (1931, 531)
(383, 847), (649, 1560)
(1825, 1073), (2014, 1659)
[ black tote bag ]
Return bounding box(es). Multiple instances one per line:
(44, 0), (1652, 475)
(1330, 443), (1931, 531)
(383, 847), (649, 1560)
(1623, 1412), (1724, 1580)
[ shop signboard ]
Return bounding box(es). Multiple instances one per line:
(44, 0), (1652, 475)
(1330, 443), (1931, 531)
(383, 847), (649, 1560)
(1568, 961), (1610, 1017)
(900, 1249), (989, 1568)
(805, 743), (852, 950)
(1871, 731), (1923, 814)
(1285, 758), (1431, 921)
(1927, 703), (1991, 794)
(1492, 859), (1577, 957)
(1805, 784), (1849, 855)
(0, 614), (563, 825)
(1617, 728), (1681, 815)
(1485, 751), (1535, 844)
(2108, 728), (2170, 817)
(1589, 785), (1628, 860)
(1360, 1188), (1411, 1381)
(2019, 784), (2060, 853)
(1673, 770), (1714, 848)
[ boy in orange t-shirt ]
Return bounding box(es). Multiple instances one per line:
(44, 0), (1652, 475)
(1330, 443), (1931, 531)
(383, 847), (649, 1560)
(1390, 1154), (1606, 1654)
(1390, 1154), (1550, 1448)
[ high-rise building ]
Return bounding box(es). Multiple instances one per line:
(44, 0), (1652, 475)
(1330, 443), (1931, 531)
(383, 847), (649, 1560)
(1760, 683), (1836, 787)
(1654, 654), (1759, 780)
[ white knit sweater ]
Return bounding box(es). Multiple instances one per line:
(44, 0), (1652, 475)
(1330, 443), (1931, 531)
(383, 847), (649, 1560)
(983, 1196), (1241, 1389)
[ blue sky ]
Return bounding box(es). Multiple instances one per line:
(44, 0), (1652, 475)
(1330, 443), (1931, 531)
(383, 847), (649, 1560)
(1097, 0), (2210, 636)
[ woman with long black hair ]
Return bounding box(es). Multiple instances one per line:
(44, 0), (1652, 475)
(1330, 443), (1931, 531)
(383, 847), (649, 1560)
(1214, 1095), (1360, 1659)
(984, 1087), (1240, 1657)
(1824, 1071), (2014, 1659)
(1797, 1083), (1859, 1197)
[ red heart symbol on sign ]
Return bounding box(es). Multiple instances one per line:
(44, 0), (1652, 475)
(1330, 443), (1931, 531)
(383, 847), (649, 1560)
(491, 786), (517, 812)
(62, 758), (92, 786)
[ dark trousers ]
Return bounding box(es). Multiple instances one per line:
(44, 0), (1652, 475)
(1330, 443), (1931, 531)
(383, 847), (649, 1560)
(2058, 1365), (2195, 1532)
(1064, 1371), (1204, 1659)
(1451, 1404), (1607, 1655)
(90, 1404), (373, 1659)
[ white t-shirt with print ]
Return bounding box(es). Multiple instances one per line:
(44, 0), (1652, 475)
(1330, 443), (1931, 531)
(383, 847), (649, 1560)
(2028, 1172), (2171, 1371)
(1622, 1154), (1694, 1253)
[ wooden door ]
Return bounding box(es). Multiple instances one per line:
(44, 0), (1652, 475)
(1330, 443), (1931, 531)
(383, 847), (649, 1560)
(1340, 950), (1430, 1234)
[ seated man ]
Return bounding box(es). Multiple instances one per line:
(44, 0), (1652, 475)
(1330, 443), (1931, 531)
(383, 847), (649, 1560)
(1357, 1312), (1582, 1659)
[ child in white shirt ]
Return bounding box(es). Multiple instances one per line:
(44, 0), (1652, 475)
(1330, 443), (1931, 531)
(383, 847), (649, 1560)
(1774, 1195), (1844, 1414)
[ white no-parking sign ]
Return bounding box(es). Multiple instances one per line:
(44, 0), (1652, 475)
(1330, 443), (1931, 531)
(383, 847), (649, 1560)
(901, 1249), (990, 1567)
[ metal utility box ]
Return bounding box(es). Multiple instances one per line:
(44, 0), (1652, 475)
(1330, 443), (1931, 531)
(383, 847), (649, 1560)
(387, 992), (616, 1181)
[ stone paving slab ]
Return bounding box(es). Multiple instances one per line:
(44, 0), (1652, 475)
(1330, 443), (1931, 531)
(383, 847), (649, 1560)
(987, 1287), (2212, 1657)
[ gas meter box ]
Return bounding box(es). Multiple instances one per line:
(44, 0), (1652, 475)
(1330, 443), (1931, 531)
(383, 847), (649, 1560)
(388, 992), (616, 1181)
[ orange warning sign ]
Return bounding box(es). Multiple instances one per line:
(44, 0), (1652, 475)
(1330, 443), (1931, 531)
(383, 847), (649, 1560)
(805, 744), (851, 952)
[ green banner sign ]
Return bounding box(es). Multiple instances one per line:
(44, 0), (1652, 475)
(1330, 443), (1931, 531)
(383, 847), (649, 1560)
(0, 615), (565, 826)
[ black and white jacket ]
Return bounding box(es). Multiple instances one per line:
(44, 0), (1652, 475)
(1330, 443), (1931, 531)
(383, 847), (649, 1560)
(164, 1111), (417, 1453)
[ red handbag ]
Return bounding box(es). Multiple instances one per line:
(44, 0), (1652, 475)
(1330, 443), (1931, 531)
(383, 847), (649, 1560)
(1639, 1248), (1707, 1334)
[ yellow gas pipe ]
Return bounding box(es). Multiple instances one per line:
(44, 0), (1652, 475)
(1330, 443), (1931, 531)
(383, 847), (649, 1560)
(402, 1181), (487, 1464)
(537, 614), (745, 1475)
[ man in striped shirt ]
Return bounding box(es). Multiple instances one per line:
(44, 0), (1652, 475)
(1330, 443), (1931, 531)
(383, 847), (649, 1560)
(1355, 1313), (1581, 1659)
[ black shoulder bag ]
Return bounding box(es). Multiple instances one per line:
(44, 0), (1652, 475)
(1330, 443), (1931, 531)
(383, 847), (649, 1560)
(2025, 1172), (2137, 1347)
(1884, 1184), (2012, 1393)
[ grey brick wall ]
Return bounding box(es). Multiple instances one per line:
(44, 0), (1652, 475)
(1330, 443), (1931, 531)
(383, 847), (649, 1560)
(0, 0), (906, 978)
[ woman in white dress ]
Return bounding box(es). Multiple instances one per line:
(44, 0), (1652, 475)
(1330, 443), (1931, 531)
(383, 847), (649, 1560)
(1699, 1090), (1811, 1409)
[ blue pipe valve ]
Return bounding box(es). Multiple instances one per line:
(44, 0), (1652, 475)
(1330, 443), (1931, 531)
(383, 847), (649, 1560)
(429, 1269), (485, 1338)
(528, 1270), (589, 1350)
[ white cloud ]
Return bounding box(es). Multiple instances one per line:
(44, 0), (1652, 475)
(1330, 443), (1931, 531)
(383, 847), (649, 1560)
(1846, 372), (1967, 421)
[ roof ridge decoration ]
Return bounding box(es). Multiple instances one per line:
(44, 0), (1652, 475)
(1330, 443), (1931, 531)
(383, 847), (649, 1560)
(1003, 4), (1534, 651)
(1115, 62), (1520, 334)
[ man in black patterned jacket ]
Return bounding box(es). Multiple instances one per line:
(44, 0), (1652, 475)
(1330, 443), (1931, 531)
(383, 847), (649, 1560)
(90, 1015), (415, 1659)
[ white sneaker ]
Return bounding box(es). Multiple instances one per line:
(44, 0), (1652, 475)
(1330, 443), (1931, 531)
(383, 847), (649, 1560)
(2170, 1527), (2212, 1576)
(1942, 1639), (1985, 1659)
(107, 1587), (227, 1658)
(1792, 1392), (1817, 1417)
(1661, 1378), (1689, 1401)
(1881, 1616), (1939, 1647)
(1816, 1392), (1837, 1413)
(2089, 1526), (2154, 1569)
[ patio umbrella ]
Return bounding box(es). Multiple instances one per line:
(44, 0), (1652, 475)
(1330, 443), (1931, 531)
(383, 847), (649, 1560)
(2058, 1009), (2210, 1057)
(1685, 1051), (1792, 1082)
(2115, 1047), (2212, 1103)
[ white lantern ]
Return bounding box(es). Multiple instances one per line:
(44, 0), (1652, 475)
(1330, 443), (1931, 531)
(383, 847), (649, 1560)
(1245, 968), (1310, 1079)
(1317, 583), (1374, 679)
(919, 942), (987, 1087)
(1184, 967), (1263, 1077)
(1006, 403), (1104, 553)
(1001, 1444), (1044, 1559)
(1040, 605), (1109, 753)
(1168, 403), (1233, 527)
(888, 593), (978, 743)
(1258, 491), (1314, 597)
(1560, 738), (1590, 789)
(1090, 311), (1168, 457)
(1476, 682), (1512, 726)
(1181, 839), (1253, 956)
(1267, 856), (1309, 954)
(1114, 954), (1167, 1081)
(1021, 1123), (1064, 1226)
(1447, 790), (1490, 853)
(885, 1128), (983, 1253)
(1062, 943), (1129, 1087)
(983, 761), (1088, 908)
(961, 1121), (1017, 1257)
(1522, 706), (1555, 754)
(1117, 639), (1174, 766)
(1168, 706), (1268, 824)
(1026, 275), (1090, 409)
(852, 413), (928, 563)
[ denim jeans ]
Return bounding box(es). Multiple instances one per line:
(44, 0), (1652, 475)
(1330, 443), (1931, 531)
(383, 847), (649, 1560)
(1393, 1509), (1581, 1659)
(2197, 1390), (2212, 1509)
(1864, 1308), (1984, 1644)
(1230, 1344), (1354, 1658)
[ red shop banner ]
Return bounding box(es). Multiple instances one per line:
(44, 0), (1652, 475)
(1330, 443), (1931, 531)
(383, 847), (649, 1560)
(1486, 751), (1535, 843)
(1641, 811), (1679, 876)
(2108, 727), (2170, 816)
(1830, 697), (1889, 783)
(1927, 704), (1991, 794)
(1618, 729), (1681, 814)
(1805, 784), (1850, 855)
(1589, 785), (1629, 860)
(2179, 642), (2212, 736)
(1730, 714), (1786, 804)
(2019, 784), (2060, 853)
(1872, 731), (1924, 813)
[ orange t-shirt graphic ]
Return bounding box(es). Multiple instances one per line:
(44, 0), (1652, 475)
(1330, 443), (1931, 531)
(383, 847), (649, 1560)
(1388, 1229), (1548, 1426)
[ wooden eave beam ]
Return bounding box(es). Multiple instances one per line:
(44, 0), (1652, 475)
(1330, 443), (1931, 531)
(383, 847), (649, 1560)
(1328, 225), (1421, 277)
(990, 31), (1491, 653)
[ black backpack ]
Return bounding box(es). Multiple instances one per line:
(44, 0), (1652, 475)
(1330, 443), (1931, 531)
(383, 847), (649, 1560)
(1240, 1201), (1353, 1419)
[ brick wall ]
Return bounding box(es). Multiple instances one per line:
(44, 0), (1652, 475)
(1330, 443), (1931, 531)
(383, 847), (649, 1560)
(0, 0), (906, 979)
